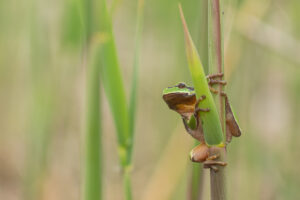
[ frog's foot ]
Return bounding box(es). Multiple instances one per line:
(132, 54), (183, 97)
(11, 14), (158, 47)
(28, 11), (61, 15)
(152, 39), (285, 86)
(207, 73), (226, 94)
(208, 79), (227, 86)
(207, 73), (227, 86)
(206, 73), (224, 79)
(203, 154), (227, 172)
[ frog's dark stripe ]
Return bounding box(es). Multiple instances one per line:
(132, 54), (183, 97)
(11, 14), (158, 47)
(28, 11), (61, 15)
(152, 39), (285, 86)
(163, 92), (196, 110)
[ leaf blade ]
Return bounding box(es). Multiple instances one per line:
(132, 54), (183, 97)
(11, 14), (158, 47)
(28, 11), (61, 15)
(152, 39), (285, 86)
(179, 4), (224, 146)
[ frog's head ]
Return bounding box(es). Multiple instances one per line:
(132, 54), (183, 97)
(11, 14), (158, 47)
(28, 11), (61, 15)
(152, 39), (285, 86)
(162, 83), (196, 116)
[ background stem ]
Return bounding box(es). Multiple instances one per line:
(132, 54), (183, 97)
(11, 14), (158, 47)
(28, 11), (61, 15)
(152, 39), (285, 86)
(83, 0), (102, 199)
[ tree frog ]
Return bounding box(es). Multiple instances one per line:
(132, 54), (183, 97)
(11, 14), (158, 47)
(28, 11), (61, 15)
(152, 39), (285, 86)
(162, 74), (241, 171)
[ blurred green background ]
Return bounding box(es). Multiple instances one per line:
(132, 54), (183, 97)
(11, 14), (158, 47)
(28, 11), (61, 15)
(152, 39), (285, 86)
(1, 0), (300, 199)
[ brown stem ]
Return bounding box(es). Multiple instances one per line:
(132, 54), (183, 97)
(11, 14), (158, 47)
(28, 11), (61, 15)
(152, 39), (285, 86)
(211, 0), (224, 130)
(209, 0), (227, 199)
(209, 147), (226, 200)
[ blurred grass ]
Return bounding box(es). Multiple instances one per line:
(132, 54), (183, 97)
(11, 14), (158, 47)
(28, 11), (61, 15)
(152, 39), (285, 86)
(95, 0), (144, 199)
(128, 0), (144, 163)
(24, 0), (56, 199)
(0, 0), (300, 200)
(84, 43), (102, 200)
(81, 0), (103, 199)
(98, 0), (130, 165)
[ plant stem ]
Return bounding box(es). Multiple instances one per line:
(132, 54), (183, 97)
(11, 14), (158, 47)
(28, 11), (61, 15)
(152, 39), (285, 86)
(209, 147), (226, 200)
(187, 161), (204, 200)
(188, 1), (209, 199)
(123, 168), (133, 200)
(84, 45), (102, 200)
(128, 0), (145, 164)
(83, 0), (102, 199)
(208, 0), (227, 199)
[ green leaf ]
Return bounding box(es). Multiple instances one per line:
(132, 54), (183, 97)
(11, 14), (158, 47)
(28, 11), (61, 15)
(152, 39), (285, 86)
(94, 0), (131, 169)
(178, 4), (224, 146)
(128, 0), (145, 163)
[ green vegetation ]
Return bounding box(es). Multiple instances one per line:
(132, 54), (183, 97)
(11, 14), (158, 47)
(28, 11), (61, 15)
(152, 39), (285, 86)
(0, 0), (300, 199)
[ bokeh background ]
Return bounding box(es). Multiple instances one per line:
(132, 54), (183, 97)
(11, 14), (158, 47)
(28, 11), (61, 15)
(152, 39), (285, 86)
(1, 0), (300, 199)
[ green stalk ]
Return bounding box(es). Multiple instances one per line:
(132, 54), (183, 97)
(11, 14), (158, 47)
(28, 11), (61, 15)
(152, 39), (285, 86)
(188, 161), (204, 200)
(24, 0), (54, 199)
(84, 44), (102, 200)
(97, 0), (145, 199)
(98, 0), (130, 161)
(208, 0), (227, 199)
(82, 0), (102, 199)
(128, 0), (145, 163)
(123, 168), (133, 200)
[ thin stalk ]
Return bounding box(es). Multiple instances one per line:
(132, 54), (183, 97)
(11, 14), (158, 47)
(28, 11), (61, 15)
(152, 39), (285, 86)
(208, 0), (226, 199)
(187, 161), (204, 200)
(24, 0), (54, 199)
(128, 0), (145, 163)
(84, 44), (102, 200)
(188, 1), (209, 199)
(123, 168), (133, 200)
(82, 0), (102, 199)
(97, 0), (145, 199)
(208, 0), (224, 124)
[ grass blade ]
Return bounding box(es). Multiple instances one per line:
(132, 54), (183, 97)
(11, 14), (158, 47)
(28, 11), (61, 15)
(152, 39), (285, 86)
(97, 0), (136, 199)
(128, 0), (145, 162)
(24, 1), (54, 199)
(98, 0), (130, 166)
(178, 4), (224, 146)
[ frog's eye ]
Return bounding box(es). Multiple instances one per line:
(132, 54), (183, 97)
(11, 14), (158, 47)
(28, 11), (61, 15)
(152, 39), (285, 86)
(177, 83), (186, 88)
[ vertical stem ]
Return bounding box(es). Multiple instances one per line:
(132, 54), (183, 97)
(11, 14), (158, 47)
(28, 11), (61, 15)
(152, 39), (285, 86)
(128, 0), (145, 164)
(125, 0), (145, 199)
(123, 168), (133, 200)
(84, 44), (102, 200)
(24, 0), (53, 199)
(209, 0), (224, 126)
(187, 1), (209, 199)
(208, 0), (226, 199)
(83, 0), (102, 199)
(187, 162), (204, 200)
(209, 147), (226, 200)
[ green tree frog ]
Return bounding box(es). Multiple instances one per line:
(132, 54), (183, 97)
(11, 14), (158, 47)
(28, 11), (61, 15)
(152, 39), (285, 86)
(162, 74), (241, 170)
